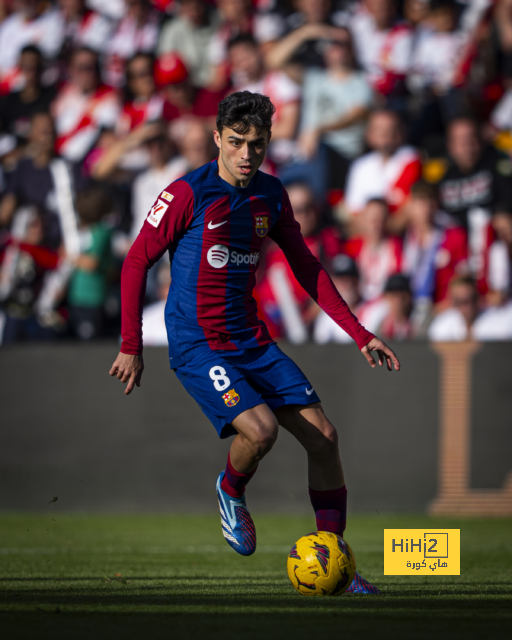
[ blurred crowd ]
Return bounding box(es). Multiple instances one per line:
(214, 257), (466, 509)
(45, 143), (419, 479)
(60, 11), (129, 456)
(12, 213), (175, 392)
(1, 0), (512, 346)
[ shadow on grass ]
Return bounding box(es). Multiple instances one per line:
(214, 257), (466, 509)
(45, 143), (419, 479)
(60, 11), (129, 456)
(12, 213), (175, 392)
(0, 608), (511, 640)
(0, 581), (511, 613)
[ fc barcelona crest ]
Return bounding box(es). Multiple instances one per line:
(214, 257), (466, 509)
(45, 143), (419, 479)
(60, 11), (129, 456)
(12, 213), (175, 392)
(223, 389), (240, 407)
(255, 216), (269, 238)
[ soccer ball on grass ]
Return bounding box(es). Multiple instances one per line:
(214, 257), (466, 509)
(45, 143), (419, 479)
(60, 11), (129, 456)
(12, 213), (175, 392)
(287, 531), (356, 596)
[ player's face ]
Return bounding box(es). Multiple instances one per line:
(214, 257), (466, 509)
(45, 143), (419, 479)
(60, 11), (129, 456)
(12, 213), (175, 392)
(214, 126), (270, 187)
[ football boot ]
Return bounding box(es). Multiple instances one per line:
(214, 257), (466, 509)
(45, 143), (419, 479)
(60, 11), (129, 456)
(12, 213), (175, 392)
(216, 471), (256, 556)
(345, 571), (380, 594)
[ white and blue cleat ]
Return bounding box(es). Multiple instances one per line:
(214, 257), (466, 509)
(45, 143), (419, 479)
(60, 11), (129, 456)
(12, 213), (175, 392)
(216, 471), (257, 556)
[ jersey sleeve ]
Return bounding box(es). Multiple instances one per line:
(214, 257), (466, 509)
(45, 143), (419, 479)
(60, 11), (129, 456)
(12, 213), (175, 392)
(139, 179), (195, 248)
(120, 180), (195, 355)
(269, 187), (375, 349)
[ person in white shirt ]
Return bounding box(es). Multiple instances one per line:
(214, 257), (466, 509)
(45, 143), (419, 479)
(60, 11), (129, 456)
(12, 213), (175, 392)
(52, 48), (121, 163)
(348, 0), (413, 98)
(104, 0), (161, 88)
(0, 0), (63, 78)
(428, 275), (512, 341)
(141, 262), (171, 347)
(344, 109), (422, 220)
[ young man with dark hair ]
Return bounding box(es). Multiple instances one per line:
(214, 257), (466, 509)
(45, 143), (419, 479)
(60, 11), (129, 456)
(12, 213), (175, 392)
(110, 91), (400, 594)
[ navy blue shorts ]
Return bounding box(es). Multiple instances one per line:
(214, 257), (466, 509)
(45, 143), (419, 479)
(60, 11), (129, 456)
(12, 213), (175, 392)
(174, 343), (321, 438)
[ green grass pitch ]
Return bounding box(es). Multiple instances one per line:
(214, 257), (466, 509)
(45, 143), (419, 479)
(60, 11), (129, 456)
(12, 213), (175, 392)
(0, 513), (511, 639)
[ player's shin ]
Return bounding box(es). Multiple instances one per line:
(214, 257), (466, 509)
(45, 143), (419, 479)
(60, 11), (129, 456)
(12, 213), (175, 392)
(308, 486), (347, 536)
(220, 451), (258, 498)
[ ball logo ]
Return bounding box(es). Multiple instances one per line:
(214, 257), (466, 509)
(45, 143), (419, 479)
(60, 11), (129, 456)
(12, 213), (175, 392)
(207, 244), (229, 268)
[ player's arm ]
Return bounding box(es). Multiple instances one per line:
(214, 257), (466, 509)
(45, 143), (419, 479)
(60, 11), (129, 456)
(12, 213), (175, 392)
(269, 188), (400, 372)
(109, 234), (166, 394)
(110, 181), (195, 394)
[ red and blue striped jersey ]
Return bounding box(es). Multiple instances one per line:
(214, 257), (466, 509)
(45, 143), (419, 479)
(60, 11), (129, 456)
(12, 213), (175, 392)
(121, 160), (373, 366)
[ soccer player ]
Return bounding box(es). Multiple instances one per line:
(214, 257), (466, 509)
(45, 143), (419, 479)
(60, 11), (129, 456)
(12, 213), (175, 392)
(109, 92), (400, 594)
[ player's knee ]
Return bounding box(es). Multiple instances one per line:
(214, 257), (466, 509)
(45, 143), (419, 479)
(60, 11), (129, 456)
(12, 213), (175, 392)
(249, 419), (278, 458)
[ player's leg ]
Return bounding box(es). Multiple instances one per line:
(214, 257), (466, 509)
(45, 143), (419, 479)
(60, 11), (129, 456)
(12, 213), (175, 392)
(216, 403), (278, 556)
(274, 403), (347, 534)
(275, 403), (380, 594)
(229, 403), (279, 473)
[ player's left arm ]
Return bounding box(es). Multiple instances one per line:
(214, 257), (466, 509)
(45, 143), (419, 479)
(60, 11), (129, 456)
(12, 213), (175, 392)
(269, 188), (400, 371)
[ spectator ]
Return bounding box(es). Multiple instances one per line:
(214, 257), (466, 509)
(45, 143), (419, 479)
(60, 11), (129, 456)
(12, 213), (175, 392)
(264, 0), (348, 71)
(437, 118), (512, 227)
(0, 208), (60, 343)
(130, 125), (185, 242)
(344, 109), (422, 219)
(374, 273), (414, 340)
(105, 0), (161, 88)
(117, 53), (165, 137)
(0, 0), (62, 82)
(0, 46), (57, 143)
(90, 121), (163, 182)
(313, 254), (363, 344)
(428, 275), (512, 341)
(435, 117), (512, 282)
(0, 112), (63, 248)
(171, 117), (216, 175)
(67, 186), (114, 340)
(55, 0), (113, 62)
(343, 198), (402, 301)
(348, 0), (413, 100)
(159, 53), (224, 131)
(157, 0), (219, 88)
(141, 261), (171, 346)
(52, 47), (121, 163)
(402, 181), (468, 307)
(407, 0), (489, 148)
(227, 34), (300, 164)
(209, 0), (254, 90)
(487, 205), (512, 305)
(403, 0), (430, 27)
(277, 27), (373, 195)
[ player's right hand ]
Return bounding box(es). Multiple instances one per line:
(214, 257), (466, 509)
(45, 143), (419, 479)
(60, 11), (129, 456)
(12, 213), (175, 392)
(109, 352), (144, 395)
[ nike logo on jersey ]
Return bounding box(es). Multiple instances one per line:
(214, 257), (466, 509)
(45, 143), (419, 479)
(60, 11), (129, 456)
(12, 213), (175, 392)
(208, 220), (227, 229)
(305, 387), (314, 395)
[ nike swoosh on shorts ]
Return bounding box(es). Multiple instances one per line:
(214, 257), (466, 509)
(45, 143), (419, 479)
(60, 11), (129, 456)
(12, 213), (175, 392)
(208, 220), (227, 229)
(305, 387), (314, 395)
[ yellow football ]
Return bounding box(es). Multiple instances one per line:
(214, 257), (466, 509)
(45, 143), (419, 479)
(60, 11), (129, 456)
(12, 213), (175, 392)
(287, 531), (356, 596)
